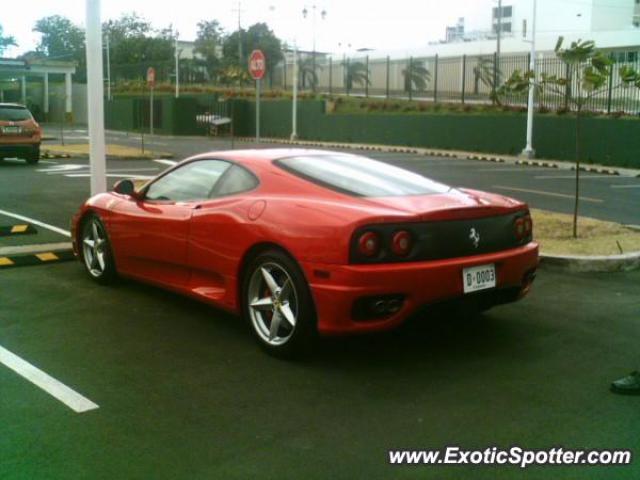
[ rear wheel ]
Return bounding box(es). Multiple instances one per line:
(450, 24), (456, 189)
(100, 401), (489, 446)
(81, 214), (117, 284)
(25, 146), (40, 164)
(242, 250), (316, 358)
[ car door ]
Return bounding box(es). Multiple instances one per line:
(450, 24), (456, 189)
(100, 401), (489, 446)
(187, 164), (261, 308)
(109, 159), (232, 288)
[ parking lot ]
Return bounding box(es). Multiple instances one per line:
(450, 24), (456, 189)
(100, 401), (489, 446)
(1, 130), (639, 479)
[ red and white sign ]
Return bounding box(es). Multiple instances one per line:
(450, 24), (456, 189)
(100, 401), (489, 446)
(248, 50), (266, 80)
(146, 67), (156, 87)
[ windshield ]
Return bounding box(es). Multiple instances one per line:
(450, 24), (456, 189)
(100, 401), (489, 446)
(0, 106), (32, 122)
(276, 154), (451, 197)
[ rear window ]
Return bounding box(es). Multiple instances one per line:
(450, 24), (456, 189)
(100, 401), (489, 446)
(276, 154), (451, 197)
(0, 106), (32, 121)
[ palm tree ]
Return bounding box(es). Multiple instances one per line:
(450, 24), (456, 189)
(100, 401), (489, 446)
(298, 56), (322, 91)
(473, 56), (502, 104)
(402, 60), (431, 92)
(342, 60), (370, 94)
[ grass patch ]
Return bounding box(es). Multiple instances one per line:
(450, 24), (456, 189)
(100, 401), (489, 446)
(532, 208), (640, 256)
(43, 144), (172, 160)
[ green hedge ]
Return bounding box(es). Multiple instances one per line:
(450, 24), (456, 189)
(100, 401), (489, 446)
(233, 100), (640, 168)
(104, 96), (640, 168)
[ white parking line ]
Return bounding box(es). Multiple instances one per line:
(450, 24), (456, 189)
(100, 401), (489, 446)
(0, 208), (70, 237)
(492, 185), (603, 203)
(153, 159), (177, 166)
(0, 345), (98, 413)
(611, 184), (640, 189)
(64, 173), (155, 179)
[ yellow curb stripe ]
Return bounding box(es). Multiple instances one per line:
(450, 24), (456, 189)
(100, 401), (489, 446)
(0, 257), (14, 266)
(36, 252), (59, 262)
(10, 224), (29, 233)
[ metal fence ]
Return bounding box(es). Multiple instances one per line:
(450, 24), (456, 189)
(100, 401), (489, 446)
(108, 51), (640, 114)
(271, 53), (640, 114)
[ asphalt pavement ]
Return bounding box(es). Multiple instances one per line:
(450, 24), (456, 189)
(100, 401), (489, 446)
(1, 125), (639, 479)
(1, 261), (639, 480)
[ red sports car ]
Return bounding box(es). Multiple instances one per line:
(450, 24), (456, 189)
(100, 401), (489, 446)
(72, 149), (538, 356)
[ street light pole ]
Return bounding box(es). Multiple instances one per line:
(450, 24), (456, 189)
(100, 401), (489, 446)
(105, 32), (111, 101)
(522, 0), (537, 158)
(85, 0), (106, 195)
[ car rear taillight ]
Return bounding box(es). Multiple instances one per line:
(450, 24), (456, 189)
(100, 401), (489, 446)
(358, 231), (381, 257)
(514, 213), (533, 241)
(391, 230), (413, 257)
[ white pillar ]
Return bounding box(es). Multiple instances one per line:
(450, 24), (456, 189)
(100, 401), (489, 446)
(85, 0), (107, 195)
(65, 72), (73, 115)
(21, 76), (27, 104)
(521, 0), (537, 158)
(43, 73), (49, 116)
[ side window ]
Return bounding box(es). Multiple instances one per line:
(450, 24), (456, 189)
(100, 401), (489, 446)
(213, 165), (259, 197)
(145, 160), (230, 201)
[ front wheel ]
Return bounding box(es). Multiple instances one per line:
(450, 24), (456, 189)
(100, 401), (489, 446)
(242, 250), (317, 358)
(81, 213), (117, 284)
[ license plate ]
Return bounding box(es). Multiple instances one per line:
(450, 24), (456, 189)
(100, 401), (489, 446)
(2, 126), (21, 134)
(463, 264), (496, 293)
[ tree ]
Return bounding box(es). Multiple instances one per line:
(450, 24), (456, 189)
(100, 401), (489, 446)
(33, 15), (85, 64)
(103, 13), (174, 83)
(0, 24), (17, 55)
(402, 60), (431, 92)
(194, 20), (223, 81)
(501, 38), (616, 238)
(222, 23), (283, 77)
(298, 56), (322, 90)
(343, 60), (370, 94)
(473, 55), (502, 104)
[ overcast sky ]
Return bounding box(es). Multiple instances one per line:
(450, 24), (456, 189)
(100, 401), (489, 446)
(2, 0), (493, 56)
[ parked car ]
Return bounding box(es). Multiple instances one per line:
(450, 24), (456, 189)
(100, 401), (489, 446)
(0, 103), (42, 164)
(72, 149), (538, 357)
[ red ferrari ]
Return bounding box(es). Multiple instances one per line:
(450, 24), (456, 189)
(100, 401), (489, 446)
(72, 149), (538, 356)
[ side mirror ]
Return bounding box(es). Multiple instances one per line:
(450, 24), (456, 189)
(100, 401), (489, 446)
(113, 179), (139, 198)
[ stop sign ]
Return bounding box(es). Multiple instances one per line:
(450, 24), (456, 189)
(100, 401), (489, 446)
(146, 67), (156, 87)
(248, 50), (266, 80)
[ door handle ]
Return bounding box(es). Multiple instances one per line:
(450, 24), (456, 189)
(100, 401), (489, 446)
(193, 204), (202, 210)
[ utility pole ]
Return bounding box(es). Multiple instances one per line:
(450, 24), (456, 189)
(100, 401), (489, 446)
(85, 0), (106, 195)
(175, 31), (180, 98)
(233, 1), (244, 63)
(291, 43), (298, 140)
(496, 0), (502, 60)
(105, 32), (111, 101)
(521, 0), (537, 158)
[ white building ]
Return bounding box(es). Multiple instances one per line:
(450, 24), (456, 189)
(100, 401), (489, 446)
(375, 0), (640, 60)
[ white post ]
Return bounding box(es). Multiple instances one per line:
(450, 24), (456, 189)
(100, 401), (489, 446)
(175, 33), (180, 98)
(85, 0), (107, 195)
(290, 44), (298, 140)
(43, 73), (49, 117)
(521, 0), (537, 158)
(105, 32), (111, 101)
(65, 72), (73, 118)
(150, 86), (154, 135)
(21, 76), (26, 104)
(256, 79), (261, 142)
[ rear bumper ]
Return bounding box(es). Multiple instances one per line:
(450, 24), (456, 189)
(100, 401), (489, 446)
(302, 242), (539, 335)
(0, 142), (39, 157)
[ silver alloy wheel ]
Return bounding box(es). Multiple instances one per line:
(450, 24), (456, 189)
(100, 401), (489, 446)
(82, 218), (107, 278)
(247, 262), (299, 346)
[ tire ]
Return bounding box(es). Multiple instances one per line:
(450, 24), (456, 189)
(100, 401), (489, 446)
(25, 146), (40, 164)
(241, 249), (317, 358)
(80, 213), (117, 284)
